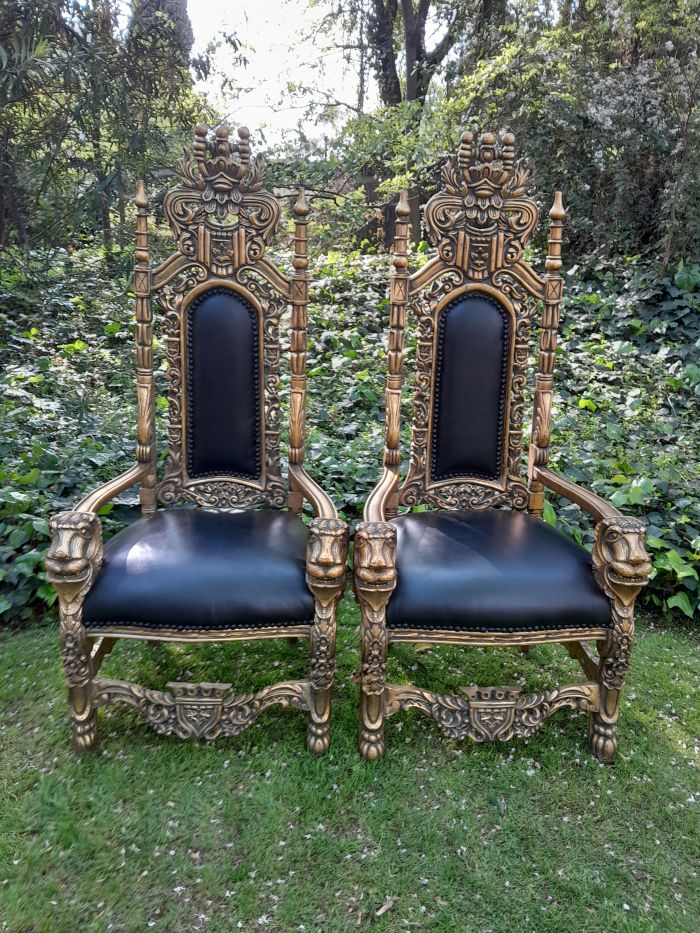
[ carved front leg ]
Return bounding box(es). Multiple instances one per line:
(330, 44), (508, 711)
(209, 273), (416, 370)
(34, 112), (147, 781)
(46, 512), (103, 754)
(354, 521), (397, 761)
(305, 518), (347, 755)
(590, 516), (651, 763)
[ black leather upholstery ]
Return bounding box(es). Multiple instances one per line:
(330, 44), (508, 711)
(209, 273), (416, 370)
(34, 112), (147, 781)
(431, 293), (510, 481)
(386, 510), (611, 631)
(83, 509), (314, 630)
(187, 287), (261, 480)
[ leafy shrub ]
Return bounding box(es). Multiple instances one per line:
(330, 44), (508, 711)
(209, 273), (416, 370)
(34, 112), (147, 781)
(0, 245), (697, 626)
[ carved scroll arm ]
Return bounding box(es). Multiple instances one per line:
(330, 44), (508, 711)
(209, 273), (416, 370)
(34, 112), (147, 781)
(533, 466), (652, 606)
(363, 468), (400, 523)
(533, 465), (620, 523)
(288, 464), (338, 520)
(74, 462), (149, 514)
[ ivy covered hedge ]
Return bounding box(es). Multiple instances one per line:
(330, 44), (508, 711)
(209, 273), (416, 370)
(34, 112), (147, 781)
(1, 246), (698, 626)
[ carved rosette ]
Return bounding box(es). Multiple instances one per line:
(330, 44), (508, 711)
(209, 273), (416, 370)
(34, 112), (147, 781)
(386, 683), (598, 742)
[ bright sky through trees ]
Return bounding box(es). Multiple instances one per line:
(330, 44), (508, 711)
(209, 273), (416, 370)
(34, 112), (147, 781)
(187, 0), (363, 140)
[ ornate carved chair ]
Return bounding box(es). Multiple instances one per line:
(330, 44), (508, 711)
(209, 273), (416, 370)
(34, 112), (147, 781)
(45, 124), (347, 755)
(355, 131), (651, 763)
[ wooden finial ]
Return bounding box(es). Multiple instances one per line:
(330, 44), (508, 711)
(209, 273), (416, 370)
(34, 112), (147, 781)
(134, 179), (148, 209)
(549, 190), (566, 222)
(545, 191), (566, 272)
(293, 187), (310, 217)
(396, 190), (410, 218)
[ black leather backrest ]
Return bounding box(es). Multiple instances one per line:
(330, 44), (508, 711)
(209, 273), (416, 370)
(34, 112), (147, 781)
(186, 287), (261, 480)
(430, 292), (510, 481)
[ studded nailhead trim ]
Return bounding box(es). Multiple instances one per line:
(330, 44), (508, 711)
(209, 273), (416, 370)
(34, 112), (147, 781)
(388, 619), (613, 632)
(85, 618), (313, 631)
(430, 292), (510, 482)
(186, 286), (262, 480)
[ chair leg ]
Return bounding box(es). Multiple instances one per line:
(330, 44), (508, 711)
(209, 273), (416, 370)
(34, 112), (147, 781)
(589, 622), (631, 765)
(358, 599), (388, 761)
(46, 511), (103, 755)
(60, 611), (97, 754)
(354, 521), (396, 762)
(305, 517), (347, 755)
(589, 515), (650, 764)
(307, 600), (337, 755)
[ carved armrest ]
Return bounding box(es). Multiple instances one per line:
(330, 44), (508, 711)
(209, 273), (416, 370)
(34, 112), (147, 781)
(363, 469), (400, 523)
(533, 466), (652, 603)
(288, 464), (337, 520)
(75, 462), (149, 514)
(353, 521), (397, 596)
(46, 463), (147, 604)
(533, 466), (619, 523)
(45, 511), (104, 606)
(306, 517), (348, 591)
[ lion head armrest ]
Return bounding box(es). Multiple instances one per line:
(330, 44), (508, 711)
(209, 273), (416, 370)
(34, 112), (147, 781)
(306, 517), (348, 596)
(353, 521), (397, 594)
(45, 511), (103, 606)
(592, 516), (652, 607)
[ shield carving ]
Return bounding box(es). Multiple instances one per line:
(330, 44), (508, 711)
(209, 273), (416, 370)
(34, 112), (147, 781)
(168, 682), (232, 740)
(462, 686), (521, 742)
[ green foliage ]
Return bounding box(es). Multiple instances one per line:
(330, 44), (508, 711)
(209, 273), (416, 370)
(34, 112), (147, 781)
(1, 242), (697, 626)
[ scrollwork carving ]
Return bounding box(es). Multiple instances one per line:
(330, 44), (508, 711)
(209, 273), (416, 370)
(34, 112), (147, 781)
(385, 683), (598, 743)
(93, 679), (309, 741)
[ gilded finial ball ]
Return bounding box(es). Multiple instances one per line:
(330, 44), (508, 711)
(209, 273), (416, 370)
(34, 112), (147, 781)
(481, 132), (496, 146)
(462, 131), (474, 144)
(503, 132), (515, 146)
(194, 123), (207, 136)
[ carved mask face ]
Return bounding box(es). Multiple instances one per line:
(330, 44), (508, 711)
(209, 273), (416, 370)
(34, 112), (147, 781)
(354, 525), (396, 587)
(46, 513), (101, 584)
(597, 518), (652, 588)
(308, 520), (347, 581)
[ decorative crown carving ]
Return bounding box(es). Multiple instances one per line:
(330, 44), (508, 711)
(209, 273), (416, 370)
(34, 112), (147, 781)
(164, 124), (280, 276)
(424, 130), (538, 279)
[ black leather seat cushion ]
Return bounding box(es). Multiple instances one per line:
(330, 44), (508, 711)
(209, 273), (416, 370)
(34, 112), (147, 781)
(386, 510), (611, 632)
(84, 509), (314, 631)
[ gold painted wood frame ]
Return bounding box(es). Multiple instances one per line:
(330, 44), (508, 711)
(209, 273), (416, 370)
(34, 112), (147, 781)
(45, 124), (347, 756)
(356, 131), (651, 763)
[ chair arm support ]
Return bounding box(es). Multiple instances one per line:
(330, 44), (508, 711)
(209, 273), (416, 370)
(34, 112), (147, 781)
(533, 466), (652, 605)
(532, 465), (619, 523)
(45, 511), (104, 611)
(305, 517), (348, 595)
(288, 464), (337, 519)
(363, 468), (400, 523)
(75, 462), (149, 514)
(353, 521), (397, 594)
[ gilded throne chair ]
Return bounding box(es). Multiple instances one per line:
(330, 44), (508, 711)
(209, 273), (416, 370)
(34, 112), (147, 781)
(45, 124), (347, 755)
(355, 131), (651, 762)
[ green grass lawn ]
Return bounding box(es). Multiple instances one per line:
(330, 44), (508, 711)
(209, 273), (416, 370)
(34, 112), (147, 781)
(1, 597), (698, 932)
